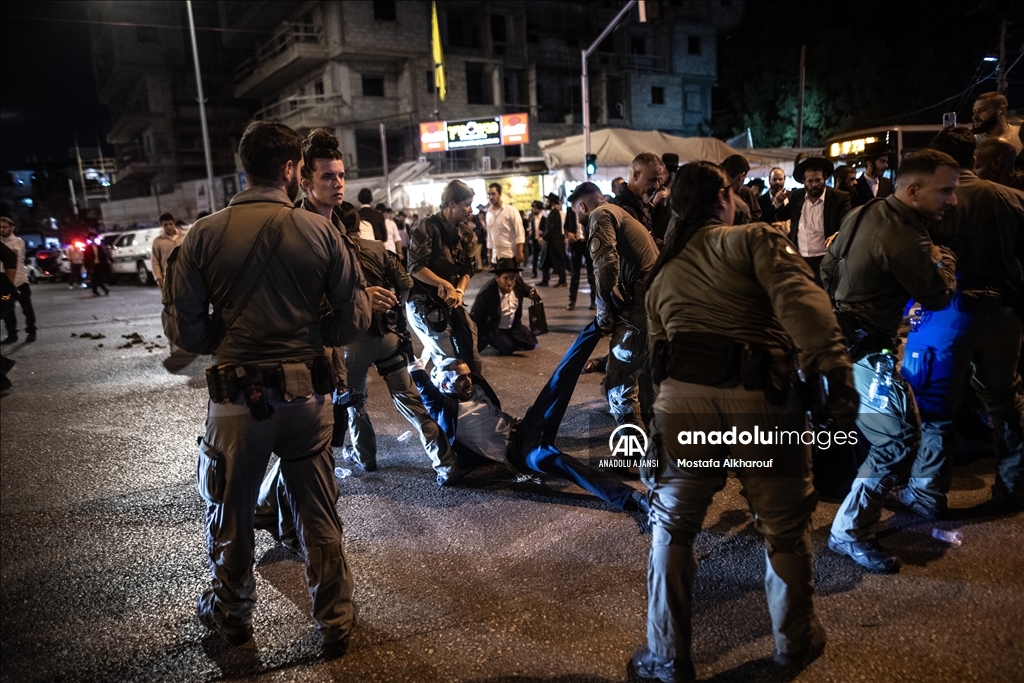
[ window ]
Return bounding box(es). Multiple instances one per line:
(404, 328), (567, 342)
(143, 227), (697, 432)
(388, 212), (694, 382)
(362, 76), (385, 97)
(465, 62), (490, 104)
(314, 78), (325, 102)
(688, 36), (701, 55)
(426, 71), (435, 94)
(631, 38), (646, 55)
(607, 77), (625, 119)
(447, 15), (479, 48)
(686, 92), (702, 112)
(373, 0), (397, 21)
(136, 26), (158, 43)
(290, 98), (299, 112)
(651, 87), (665, 105)
(491, 15), (507, 43)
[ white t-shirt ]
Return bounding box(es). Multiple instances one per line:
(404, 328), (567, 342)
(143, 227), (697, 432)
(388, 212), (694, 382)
(384, 218), (401, 253)
(485, 203), (525, 259)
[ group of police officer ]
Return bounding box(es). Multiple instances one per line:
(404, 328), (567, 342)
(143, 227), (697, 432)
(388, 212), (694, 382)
(162, 118), (1022, 680)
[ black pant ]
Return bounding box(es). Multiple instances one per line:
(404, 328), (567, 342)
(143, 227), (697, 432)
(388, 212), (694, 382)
(568, 241), (595, 306)
(69, 263), (83, 286)
(490, 323), (537, 355)
(90, 265), (110, 294)
(3, 283), (35, 336)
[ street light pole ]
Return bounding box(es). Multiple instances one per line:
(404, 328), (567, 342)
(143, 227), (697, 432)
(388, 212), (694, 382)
(582, 0), (638, 179)
(186, 0), (217, 212)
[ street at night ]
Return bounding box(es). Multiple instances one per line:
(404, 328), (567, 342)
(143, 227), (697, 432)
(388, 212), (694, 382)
(4, 1), (1024, 681)
(1, 282), (1022, 682)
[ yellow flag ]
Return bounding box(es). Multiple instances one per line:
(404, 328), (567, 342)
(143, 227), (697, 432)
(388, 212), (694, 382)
(431, 1), (446, 101)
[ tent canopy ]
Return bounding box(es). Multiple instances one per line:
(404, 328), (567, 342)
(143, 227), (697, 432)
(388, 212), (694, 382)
(538, 128), (778, 175)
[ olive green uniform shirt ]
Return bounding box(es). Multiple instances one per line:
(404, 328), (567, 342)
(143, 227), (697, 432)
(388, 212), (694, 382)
(646, 220), (849, 374)
(821, 195), (957, 339)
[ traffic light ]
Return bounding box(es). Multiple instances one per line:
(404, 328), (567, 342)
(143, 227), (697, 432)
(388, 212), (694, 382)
(585, 153), (598, 177)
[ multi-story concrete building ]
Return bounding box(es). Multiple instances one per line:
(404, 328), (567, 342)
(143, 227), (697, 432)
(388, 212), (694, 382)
(228, 0), (744, 177)
(88, 2), (257, 201)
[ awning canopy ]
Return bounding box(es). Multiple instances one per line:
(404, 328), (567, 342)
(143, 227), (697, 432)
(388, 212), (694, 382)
(537, 128), (780, 179)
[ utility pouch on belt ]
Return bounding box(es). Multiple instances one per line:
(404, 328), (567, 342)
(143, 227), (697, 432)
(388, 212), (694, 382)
(311, 355), (335, 395)
(205, 364), (240, 403)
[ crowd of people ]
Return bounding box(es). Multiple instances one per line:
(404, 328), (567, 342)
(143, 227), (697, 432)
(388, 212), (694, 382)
(139, 88), (1024, 680)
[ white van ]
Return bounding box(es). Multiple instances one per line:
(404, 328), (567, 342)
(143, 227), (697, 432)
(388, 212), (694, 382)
(108, 228), (163, 285)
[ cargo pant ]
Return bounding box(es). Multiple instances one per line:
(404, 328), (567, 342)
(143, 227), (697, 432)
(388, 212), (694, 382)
(606, 304), (651, 430)
(406, 296), (482, 376)
(198, 388), (353, 646)
(831, 354), (922, 541)
(902, 297), (1024, 505)
(344, 330), (458, 481)
(641, 380), (822, 661)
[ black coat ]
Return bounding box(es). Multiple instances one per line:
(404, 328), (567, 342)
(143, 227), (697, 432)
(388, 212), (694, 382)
(470, 274), (532, 351)
(358, 205), (389, 242)
(777, 187), (852, 248)
(854, 175), (894, 207)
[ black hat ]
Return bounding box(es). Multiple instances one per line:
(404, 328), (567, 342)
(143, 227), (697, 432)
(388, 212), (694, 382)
(793, 157), (835, 183)
(661, 153), (680, 173)
(546, 193), (560, 204)
(491, 257), (522, 274)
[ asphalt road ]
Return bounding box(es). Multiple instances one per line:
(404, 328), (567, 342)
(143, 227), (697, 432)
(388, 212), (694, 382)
(1, 278), (1022, 683)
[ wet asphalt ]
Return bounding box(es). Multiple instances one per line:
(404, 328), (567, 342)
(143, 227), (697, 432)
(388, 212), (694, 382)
(1, 277), (1022, 683)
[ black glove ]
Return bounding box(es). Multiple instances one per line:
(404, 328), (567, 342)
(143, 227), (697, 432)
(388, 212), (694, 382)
(825, 365), (860, 431)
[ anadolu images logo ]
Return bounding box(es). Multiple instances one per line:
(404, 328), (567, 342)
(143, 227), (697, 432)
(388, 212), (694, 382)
(608, 424), (649, 458)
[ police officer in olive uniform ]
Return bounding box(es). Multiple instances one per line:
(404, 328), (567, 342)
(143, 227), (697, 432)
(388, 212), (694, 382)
(904, 127), (1024, 512)
(568, 181), (659, 429)
(163, 121), (371, 656)
(630, 162), (858, 683)
(824, 150), (960, 573)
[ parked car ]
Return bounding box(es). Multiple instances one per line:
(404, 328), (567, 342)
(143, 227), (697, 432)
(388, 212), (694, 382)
(25, 248), (61, 283)
(107, 228), (161, 285)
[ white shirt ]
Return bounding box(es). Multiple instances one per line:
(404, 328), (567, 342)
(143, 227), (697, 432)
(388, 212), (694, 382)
(456, 386), (514, 463)
(863, 174), (879, 197)
(797, 189), (827, 258)
(498, 289), (518, 330)
(384, 218), (401, 253)
(2, 234), (27, 286)
(358, 220), (376, 242)
(485, 202), (525, 260)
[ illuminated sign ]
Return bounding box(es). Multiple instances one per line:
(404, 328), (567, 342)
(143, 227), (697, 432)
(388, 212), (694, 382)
(419, 113), (530, 153)
(829, 136), (877, 158)
(419, 122), (447, 153)
(500, 113), (529, 145)
(447, 118), (502, 149)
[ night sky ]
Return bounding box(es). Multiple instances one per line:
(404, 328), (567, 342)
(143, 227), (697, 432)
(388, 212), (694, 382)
(1, 1), (110, 171)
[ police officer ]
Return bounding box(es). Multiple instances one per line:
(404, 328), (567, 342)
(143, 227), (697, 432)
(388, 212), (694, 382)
(631, 162), (857, 683)
(406, 180), (482, 375)
(163, 121), (371, 656)
(568, 181), (658, 429)
(903, 127), (1024, 512)
(334, 202), (462, 484)
(824, 150), (959, 573)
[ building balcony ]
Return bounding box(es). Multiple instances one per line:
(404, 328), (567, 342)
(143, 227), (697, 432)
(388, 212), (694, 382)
(253, 94), (349, 130)
(234, 23), (330, 100)
(597, 53), (670, 73)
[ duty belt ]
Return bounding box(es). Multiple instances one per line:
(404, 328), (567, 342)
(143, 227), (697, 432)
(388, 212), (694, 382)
(205, 356), (335, 405)
(650, 332), (795, 406)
